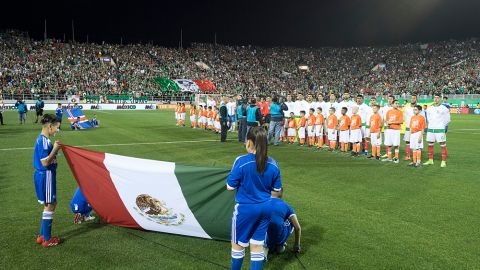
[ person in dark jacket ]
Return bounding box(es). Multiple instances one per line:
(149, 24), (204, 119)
(219, 96), (229, 142)
(237, 96), (248, 143)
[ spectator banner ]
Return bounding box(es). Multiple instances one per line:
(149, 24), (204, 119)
(61, 145), (233, 241)
(63, 108), (93, 129)
(175, 79), (200, 93)
(153, 78), (180, 92)
(193, 80), (217, 93)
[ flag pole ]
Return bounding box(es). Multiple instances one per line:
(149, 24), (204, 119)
(44, 19), (47, 41)
(72, 20), (75, 43)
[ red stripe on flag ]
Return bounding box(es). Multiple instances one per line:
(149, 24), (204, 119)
(61, 145), (140, 229)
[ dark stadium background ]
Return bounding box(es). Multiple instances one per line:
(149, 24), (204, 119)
(2, 0), (480, 47)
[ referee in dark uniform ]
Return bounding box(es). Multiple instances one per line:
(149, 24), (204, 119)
(220, 96), (229, 142)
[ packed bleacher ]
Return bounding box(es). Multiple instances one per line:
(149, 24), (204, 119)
(1, 30), (480, 101)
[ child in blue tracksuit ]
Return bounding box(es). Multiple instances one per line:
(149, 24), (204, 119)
(70, 187), (94, 224)
(33, 114), (62, 247)
(227, 127), (282, 270)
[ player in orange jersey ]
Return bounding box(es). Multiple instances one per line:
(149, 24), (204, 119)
(175, 102), (180, 126)
(409, 105), (427, 167)
(349, 106), (362, 156)
(307, 108), (316, 147)
(207, 106), (214, 130)
(382, 100), (404, 163)
(297, 111), (307, 146)
(179, 103), (186, 127)
(189, 105), (197, 129)
(287, 112), (296, 144)
(326, 107), (338, 151)
(315, 107), (324, 149)
(339, 107), (350, 153)
(369, 105), (383, 160)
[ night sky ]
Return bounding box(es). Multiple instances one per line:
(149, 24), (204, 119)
(1, 0), (480, 47)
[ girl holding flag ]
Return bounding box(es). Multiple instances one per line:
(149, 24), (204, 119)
(227, 127), (282, 270)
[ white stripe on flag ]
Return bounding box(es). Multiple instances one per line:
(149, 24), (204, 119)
(103, 153), (212, 239)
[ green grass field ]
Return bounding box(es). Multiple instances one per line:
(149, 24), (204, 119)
(1, 110), (479, 270)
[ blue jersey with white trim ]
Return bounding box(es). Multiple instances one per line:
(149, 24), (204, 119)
(55, 108), (63, 119)
(33, 134), (57, 171)
(267, 198), (295, 245)
(227, 153), (282, 204)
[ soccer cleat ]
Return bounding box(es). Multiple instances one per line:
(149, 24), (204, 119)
(74, 213), (82, 224)
(375, 157), (381, 161)
(36, 235), (44, 244)
(381, 154), (388, 158)
(441, 161), (447, 168)
(393, 158), (399, 164)
(83, 215), (95, 222)
(423, 159), (434, 165)
(366, 155), (373, 159)
(381, 158), (392, 162)
(42, 237), (62, 247)
(408, 162), (415, 166)
(404, 157), (411, 161)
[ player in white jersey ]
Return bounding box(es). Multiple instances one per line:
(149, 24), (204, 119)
(326, 93), (340, 146)
(338, 92), (356, 116)
(227, 98), (237, 131)
(379, 95), (394, 158)
(305, 94), (316, 114)
(294, 94), (310, 117)
(402, 94), (418, 161)
(355, 94), (373, 155)
(424, 93), (451, 167)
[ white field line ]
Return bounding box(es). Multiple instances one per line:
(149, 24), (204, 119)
(0, 139), (234, 151)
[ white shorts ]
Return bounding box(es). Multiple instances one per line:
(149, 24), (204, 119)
(339, 130), (349, 143)
(199, 116), (207, 124)
(214, 121), (220, 129)
(327, 128), (337, 141)
(384, 129), (401, 146)
(207, 119), (214, 126)
(403, 131), (411, 142)
(371, 132), (382, 146)
(190, 115), (196, 123)
(349, 129), (362, 143)
(315, 125), (323, 137)
(307, 126), (316, 137)
(287, 128), (296, 137)
(298, 127), (306, 139)
(410, 131), (424, 149)
(179, 113), (186, 120)
(361, 126), (370, 138)
(175, 113), (178, 120)
(426, 132), (446, 143)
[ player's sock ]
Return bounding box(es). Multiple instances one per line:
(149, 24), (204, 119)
(395, 148), (399, 159)
(372, 145), (376, 156)
(441, 145), (447, 161)
(428, 144), (434, 160)
(231, 249), (245, 270)
(364, 140), (369, 154)
(412, 149), (417, 163)
(387, 147), (392, 159)
(405, 144), (411, 159)
(376, 146), (381, 157)
(39, 213), (45, 237)
(318, 138), (323, 148)
(42, 211), (54, 241)
(250, 251), (265, 270)
(417, 150), (422, 163)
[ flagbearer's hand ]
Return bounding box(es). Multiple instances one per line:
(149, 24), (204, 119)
(53, 141), (62, 154)
(293, 244), (301, 253)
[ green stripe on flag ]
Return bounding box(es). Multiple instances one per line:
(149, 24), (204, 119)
(175, 165), (234, 241)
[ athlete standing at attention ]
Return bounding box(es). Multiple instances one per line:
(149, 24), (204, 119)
(33, 114), (62, 247)
(227, 127), (282, 270)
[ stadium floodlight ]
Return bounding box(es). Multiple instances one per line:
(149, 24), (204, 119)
(298, 65), (309, 71)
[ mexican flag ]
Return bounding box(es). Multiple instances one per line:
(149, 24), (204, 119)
(61, 145), (234, 241)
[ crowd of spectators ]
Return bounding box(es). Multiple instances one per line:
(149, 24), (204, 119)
(1, 30), (480, 101)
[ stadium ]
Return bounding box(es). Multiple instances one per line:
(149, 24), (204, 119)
(1, 1), (480, 269)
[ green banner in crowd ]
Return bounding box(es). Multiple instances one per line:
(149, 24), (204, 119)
(153, 78), (180, 92)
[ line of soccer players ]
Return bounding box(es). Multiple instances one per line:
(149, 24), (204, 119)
(279, 92), (450, 167)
